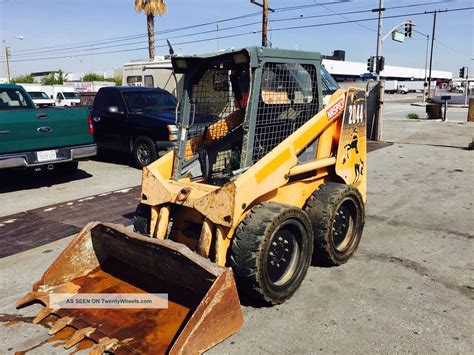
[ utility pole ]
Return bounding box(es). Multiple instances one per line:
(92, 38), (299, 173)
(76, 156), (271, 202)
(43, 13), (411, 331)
(373, 0), (384, 141)
(423, 34), (429, 103)
(427, 10), (437, 98)
(250, 0), (274, 47)
(262, 0), (269, 47)
(3, 41), (11, 83)
(216, 16), (220, 51)
(464, 67), (469, 105)
(414, 30), (430, 103)
(375, 0), (384, 79)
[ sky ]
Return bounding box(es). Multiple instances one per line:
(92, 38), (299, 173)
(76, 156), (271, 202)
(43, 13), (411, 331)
(0, 0), (473, 78)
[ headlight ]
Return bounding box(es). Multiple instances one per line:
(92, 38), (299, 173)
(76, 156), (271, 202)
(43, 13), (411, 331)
(167, 124), (178, 141)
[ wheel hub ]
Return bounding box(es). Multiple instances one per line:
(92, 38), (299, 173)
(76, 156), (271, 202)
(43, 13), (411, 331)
(137, 144), (151, 165)
(332, 202), (353, 251)
(266, 229), (299, 286)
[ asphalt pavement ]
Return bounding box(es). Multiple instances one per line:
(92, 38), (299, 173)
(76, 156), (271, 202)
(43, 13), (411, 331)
(0, 100), (472, 354)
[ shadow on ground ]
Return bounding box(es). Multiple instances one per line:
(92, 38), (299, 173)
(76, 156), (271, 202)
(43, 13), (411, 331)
(0, 169), (92, 193)
(92, 149), (134, 167)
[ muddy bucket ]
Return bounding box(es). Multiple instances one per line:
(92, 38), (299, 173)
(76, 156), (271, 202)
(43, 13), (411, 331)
(16, 222), (244, 354)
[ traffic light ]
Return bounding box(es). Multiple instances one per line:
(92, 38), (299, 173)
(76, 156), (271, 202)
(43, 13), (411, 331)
(404, 21), (413, 38)
(367, 56), (374, 72)
(377, 56), (385, 73)
(459, 67), (465, 78)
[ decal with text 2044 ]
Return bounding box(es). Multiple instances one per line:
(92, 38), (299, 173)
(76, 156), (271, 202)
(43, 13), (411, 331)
(348, 99), (365, 124)
(327, 97), (345, 120)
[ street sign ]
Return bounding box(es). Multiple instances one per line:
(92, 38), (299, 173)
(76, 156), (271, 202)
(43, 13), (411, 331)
(392, 31), (405, 43)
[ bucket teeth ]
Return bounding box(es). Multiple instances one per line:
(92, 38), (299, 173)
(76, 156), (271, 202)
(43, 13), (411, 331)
(16, 291), (50, 308)
(16, 292), (42, 308)
(89, 337), (119, 355)
(48, 316), (74, 335)
(33, 307), (57, 324)
(64, 327), (96, 349)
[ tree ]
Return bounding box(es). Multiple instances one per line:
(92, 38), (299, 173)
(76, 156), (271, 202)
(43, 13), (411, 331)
(134, 0), (167, 61)
(41, 69), (68, 85)
(82, 73), (105, 82)
(11, 74), (34, 84)
(81, 73), (122, 86)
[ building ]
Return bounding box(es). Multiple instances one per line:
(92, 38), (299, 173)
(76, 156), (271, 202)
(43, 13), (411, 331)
(322, 59), (452, 82)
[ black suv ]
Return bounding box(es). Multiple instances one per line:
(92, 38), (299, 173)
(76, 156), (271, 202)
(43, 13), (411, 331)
(91, 86), (178, 168)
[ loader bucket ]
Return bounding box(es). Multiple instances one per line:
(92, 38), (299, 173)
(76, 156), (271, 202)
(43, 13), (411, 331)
(16, 222), (244, 354)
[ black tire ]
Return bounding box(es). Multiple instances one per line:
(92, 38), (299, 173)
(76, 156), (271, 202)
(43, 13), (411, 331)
(305, 183), (365, 267)
(230, 202), (313, 305)
(132, 137), (157, 168)
(54, 162), (78, 175)
(133, 203), (151, 235)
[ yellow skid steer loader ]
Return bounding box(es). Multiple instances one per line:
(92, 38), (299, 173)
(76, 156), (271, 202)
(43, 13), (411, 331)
(18, 47), (367, 354)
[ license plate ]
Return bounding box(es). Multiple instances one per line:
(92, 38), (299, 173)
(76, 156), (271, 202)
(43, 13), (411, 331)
(37, 150), (57, 162)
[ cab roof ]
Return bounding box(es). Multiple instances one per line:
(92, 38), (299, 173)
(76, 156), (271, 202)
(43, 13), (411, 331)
(171, 46), (321, 73)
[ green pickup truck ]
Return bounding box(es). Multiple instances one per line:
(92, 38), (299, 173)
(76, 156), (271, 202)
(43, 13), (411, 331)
(0, 84), (96, 173)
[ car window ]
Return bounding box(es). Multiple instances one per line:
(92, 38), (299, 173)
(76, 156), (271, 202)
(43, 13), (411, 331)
(57, 93), (64, 99)
(28, 92), (48, 99)
(321, 66), (339, 95)
(93, 90), (124, 114)
(63, 92), (79, 99)
(0, 88), (34, 110)
(122, 91), (176, 113)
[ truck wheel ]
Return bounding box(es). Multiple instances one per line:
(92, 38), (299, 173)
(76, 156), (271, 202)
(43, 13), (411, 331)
(305, 183), (365, 266)
(133, 203), (151, 235)
(54, 162), (78, 175)
(230, 202), (313, 305)
(132, 137), (157, 168)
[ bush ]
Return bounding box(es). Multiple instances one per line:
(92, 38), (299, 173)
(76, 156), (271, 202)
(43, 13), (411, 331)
(11, 74), (35, 84)
(407, 113), (419, 120)
(41, 69), (67, 85)
(81, 73), (121, 86)
(82, 73), (105, 82)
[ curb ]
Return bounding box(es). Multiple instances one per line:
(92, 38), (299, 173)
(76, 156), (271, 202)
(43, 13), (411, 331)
(410, 102), (468, 108)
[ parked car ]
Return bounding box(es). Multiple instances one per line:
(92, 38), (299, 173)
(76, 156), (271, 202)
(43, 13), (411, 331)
(55, 90), (80, 107)
(27, 91), (56, 108)
(20, 84), (81, 107)
(91, 86), (180, 168)
(0, 84), (96, 173)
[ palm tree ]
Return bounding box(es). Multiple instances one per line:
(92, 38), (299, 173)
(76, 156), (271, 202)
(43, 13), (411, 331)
(135, 0), (168, 61)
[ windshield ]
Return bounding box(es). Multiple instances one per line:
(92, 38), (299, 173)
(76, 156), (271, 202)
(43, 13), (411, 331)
(63, 92), (79, 99)
(122, 90), (177, 113)
(0, 88), (34, 110)
(321, 66), (339, 95)
(29, 91), (50, 99)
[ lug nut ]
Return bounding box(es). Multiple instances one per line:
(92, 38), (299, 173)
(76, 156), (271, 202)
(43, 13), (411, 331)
(272, 242), (277, 246)
(283, 240), (288, 245)
(276, 263), (280, 268)
(278, 237), (283, 242)
(269, 252), (274, 256)
(284, 248), (289, 252)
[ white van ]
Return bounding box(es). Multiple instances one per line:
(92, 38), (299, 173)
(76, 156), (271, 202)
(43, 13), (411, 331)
(53, 87), (80, 107)
(18, 84), (80, 107)
(27, 91), (56, 108)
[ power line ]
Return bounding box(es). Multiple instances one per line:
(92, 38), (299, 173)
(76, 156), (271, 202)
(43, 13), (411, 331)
(12, 0), (347, 56)
(4, 6), (473, 63)
(268, 7), (474, 32)
(11, 10), (263, 55)
(10, 1), (458, 59)
(13, 0), (442, 56)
